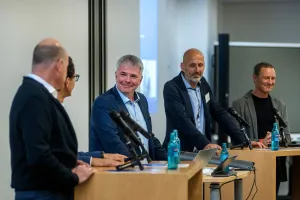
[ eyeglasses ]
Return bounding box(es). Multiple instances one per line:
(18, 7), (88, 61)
(73, 74), (80, 82)
(67, 74), (80, 82)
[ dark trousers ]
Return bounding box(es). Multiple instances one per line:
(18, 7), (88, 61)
(15, 190), (73, 200)
(276, 157), (288, 197)
(276, 172), (281, 195)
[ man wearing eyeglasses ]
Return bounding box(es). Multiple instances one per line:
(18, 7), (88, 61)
(57, 56), (127, 167)
(162, 48), (262, 153)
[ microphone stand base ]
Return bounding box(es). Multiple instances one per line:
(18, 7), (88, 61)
(116, 153), (150, 171)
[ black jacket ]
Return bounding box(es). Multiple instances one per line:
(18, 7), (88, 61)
(163, 73), (246, 151)
(9, 77), (78, 192)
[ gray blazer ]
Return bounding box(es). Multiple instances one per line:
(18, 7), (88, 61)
(232, 90), (290, 141)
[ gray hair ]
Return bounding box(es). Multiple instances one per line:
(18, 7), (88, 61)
(116, 54), (144, 74)
(32, 44), (66, 68)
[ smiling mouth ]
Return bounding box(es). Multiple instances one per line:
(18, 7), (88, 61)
(122, 85), (132, 88)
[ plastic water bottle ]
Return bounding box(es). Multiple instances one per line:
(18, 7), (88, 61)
(174, 130), (181, 164)
(220, 143), (229, 172)
(271, 122), (279, 151)
(168, 132), (179, 170)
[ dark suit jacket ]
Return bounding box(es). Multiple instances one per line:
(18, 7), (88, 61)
(89, 86), (167, 161)
(9, 77), (78, 193)
(163, 73), (246, 151)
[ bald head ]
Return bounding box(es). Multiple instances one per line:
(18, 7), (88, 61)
(183, 48), (204, 63)
(181, 48), (205, 88)
(32, 38), (68, 69)
(38, 38), (62, 47)
(30, 38), (69, 91)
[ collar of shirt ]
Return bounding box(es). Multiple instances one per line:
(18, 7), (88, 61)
(27, 73), (58, 98)
(115, 85), (140, 104)
(181, 72), (201, 89)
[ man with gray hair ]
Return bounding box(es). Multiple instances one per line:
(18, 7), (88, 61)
(89, 54), (167, 161)
(9, 38), (94, 200)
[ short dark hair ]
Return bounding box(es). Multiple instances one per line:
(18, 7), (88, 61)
(253, 62), (274, 76)
(67, 56), (75, 78)
(32, 44), (65, 67)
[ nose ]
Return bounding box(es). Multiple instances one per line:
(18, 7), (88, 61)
(125, 75), (131, 82)
(268, 77), (272, 83)
(195, 66), (202, 73)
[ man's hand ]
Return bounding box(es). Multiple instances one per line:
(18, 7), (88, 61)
(251, 141), (266, 148)
(204, 143), (221, 155)
(72, 164), (95, 184)
(262, 132), (272, 146)
(103, 153), (127, 162)
(77, 160), (89, 167)
(91, 158), (123, 167)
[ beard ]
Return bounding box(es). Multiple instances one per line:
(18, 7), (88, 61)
(185, 75), (201, 84)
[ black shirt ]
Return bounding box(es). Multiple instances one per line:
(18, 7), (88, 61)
(252, 94), (275, 139)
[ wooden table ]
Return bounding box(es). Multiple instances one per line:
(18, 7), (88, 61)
(203, 170), (250, 200)
(224, 147), (300, 200)
(75, 161), (204, 200)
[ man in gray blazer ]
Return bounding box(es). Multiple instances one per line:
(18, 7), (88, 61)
(232, 62), (291, 194)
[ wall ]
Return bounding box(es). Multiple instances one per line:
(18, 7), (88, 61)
(153, 0), (219, 141)
(218, 0), (300, 132)
(106, 0), (140, 88)
(0, 0), (89, 198)
(105, 0), (218, 142)
(177, 0), (218, 83)
(228, 46), (300, 133)
(219, 1), (300, 43)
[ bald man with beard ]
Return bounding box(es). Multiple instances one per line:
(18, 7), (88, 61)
(9, 38), (94, 200)
(162, 48), (263, 153)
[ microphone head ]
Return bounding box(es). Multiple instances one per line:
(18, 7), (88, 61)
(273, 107), (279, 114)
(227, 107), (237, 115)
(109, 110), (120, 119)
(120, 110), (129, 118)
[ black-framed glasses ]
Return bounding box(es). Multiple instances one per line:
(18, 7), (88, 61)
(67, 74), (80, 82)
(73, 74), (80, 82)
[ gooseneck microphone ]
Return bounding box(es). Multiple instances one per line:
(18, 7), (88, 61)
(227, 107), (250, 128)
(273, 108), (287, 128)
(273, 108), (289, 147)
(110, 110), (152, 165)
(109, 111), (143, 147)
(119, 110), (154, 139)
(228, 107), (253, 150)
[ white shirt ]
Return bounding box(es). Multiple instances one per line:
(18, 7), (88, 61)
(27, 73), (58, 98)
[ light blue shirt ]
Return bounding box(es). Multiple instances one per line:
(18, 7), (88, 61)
(116, 86), (149, 154)
(181, 74), (205, 134)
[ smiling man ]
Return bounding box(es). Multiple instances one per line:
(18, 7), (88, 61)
(232, 62), (291, 194)
(89, 55), (167, 161)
